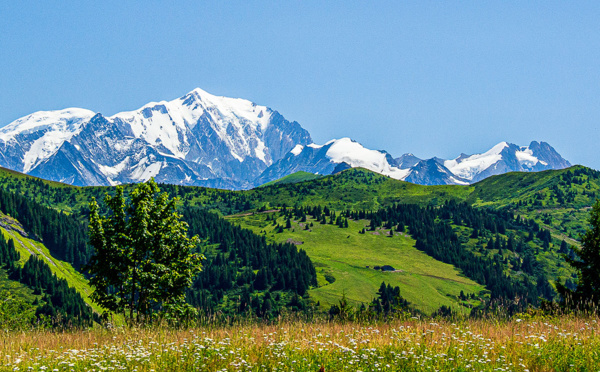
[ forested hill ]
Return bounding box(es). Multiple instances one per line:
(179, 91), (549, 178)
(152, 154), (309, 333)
(2, 164), (598, 212)
(0, 164), (598, 320)
(183, 208), (317, 316)
(0, 163), (597, 262)
(0, 168), (320, 323)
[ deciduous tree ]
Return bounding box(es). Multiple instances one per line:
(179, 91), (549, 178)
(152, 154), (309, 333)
(86, 179), (204, 324)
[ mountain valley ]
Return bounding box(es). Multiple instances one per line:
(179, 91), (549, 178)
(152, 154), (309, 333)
(0, 162), (597, 321)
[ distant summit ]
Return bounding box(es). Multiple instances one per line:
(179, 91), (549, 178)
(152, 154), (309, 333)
(0, 88), (571, 188)
(0, 88), (311, 188)
(442, 141), (571, 183)
(258, 139), (571, 186)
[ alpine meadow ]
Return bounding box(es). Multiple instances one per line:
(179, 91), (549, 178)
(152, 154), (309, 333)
(2, 3), (600, 371)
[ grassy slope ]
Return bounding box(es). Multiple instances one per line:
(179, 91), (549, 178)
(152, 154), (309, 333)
(0, 212), (101, 313)
(251, 167), (600, 243)
(248, 168), (474, 211)
(470, 166), (599, 244)
(252, 166), (596, 209)
(467, 167), (593, 207)
(259, 171), (322, 187)
(0, 166), (69, 186)
(0, 269), (36, 302)
(228, 212), (484, 314)
(0, 164), (597, 312)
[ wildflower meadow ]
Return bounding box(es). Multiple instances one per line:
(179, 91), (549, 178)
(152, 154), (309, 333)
(1, 315), (599, 371)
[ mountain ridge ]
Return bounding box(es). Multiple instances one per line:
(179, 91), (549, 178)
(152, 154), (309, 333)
(258, 137), (571, 186)
(0, 88), (572, 188)
(0, 88), (312, 188)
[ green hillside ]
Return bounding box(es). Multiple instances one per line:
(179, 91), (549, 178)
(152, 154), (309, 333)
(228, 211), (484, 314)
(248, 168), (473, 211)
(260, 171), (322, 187)
(2, 163), (597, 244)
(247, 167), (599, 245)
(0, 164), (598, 319)
(0, 211), (101, 313)
(469, 166), (600, 243)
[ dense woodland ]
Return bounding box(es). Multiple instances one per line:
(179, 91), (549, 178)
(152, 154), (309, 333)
(0, 183), (90, 269)
(0, 234), (93, 326)
(367, 201), (553, 310)
(0, 233), (19, 271)
(183, 208), (317, 318)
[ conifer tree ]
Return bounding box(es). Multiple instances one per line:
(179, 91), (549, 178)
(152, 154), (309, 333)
(558, 199), (600, 309)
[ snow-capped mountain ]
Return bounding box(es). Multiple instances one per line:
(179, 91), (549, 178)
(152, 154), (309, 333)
(0, 88), (572, 188)
(255, 138), (410, 185)
(442, 141), (571, 183)
(0, 108), (95, 173)
(0, 88), (312, 188)
(255, 138), (466, 186)
(394, 153), (422, 169)
(403, 159), (469, 186)
(258, 139), (571, 186)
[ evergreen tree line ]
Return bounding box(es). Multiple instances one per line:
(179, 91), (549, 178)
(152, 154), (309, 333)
(0, 186), (90, 269)
(0, 233), (19, 270)
(365, 201), (553, 310)
(0, 234), (94, 326)
(159, 183), (254, 214)
(370, 282), (411, 315)
(273, 205), (350, 229)
(182, 207), (317, 317)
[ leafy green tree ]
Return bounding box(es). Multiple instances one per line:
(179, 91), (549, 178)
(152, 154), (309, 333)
(558, 199), (600, 309)
(86, 179), (204, 324)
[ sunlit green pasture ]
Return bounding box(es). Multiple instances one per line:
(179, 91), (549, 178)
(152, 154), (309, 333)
(228, 212), (484, 314)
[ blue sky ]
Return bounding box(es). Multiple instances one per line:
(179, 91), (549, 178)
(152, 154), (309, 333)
(1, 2), (599, 168)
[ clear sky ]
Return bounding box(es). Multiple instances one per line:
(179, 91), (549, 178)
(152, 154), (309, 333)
(1, 2), (599, 169)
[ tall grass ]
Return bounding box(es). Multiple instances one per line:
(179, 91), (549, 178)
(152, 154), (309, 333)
(1, 314), (599, 371)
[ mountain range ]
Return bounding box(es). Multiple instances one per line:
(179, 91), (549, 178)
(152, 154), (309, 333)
(0, 88), (571, 188)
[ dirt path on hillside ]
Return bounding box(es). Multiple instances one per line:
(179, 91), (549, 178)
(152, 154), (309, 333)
(7, 230), (57, 268)
(0, 212), (31, 238)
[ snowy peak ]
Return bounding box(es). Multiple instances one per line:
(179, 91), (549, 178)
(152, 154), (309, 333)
(0, 108), (95, 173)
(109, 88), (275, 162)
(0, 108), (95, 141)
(183, 88), (272, 131)
(526, 141), (571, 169)
(255, 138), (410, 185)
(395, 153), (422, 169)
(0, 88), (311, 188)
(259, 139), (571, 187)
(444, 141), (511, 181)
(404, 159), (469, 186)
(443, 141), (571, 183)
(323, 138), (409, 180)
(0, 88), (572, 189)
